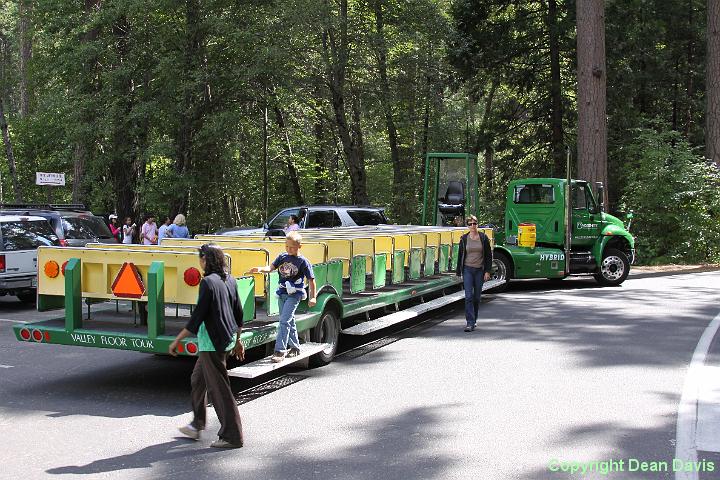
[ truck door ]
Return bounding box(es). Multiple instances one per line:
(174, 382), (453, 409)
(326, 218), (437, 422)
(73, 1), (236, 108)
(571, 183), (602, 248)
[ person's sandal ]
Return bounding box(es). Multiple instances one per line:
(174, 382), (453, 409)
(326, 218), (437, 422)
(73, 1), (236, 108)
(210, 438), (243, 449)
(271, 351), (286, 363)
(287, 347), (301, 358)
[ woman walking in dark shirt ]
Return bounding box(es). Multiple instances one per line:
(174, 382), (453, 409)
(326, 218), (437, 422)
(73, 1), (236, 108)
(455, 215), (492, 332)
(169, 243), (245, 448)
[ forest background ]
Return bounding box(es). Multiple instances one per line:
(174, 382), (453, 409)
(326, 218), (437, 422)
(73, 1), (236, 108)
(0, 0), (719, 264)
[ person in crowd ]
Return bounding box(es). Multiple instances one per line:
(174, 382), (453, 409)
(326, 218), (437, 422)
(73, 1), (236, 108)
(250, 231), (316, 363)
(122, 217), (136, 244)
(140, 214), (158, 245)
(284, 214), (300, 233)
(167, 214), (191, 239)
(455, 215), (492, 332)
(170, 244), (245, 449)
(108, 214), (121, 242)
(158, 216), (172, 243)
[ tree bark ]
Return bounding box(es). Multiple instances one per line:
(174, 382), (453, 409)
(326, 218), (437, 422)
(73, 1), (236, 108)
(706, 0), (720, 167)
(18, 0), (32, 118)
(547, 0), (565, 177)
(273, 105), (304, 204)
(262, 102), (269, 219)
(576, 0), (609, 202)
(322, 0), (368, 205)
(372, 0), (412, 220)
(0, 99), (23, 202)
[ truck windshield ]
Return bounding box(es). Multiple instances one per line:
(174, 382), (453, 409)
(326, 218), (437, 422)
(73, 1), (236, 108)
(62, 216), (114, 240)
(513, 185), (555, 204)
(2, 220), (59, 250)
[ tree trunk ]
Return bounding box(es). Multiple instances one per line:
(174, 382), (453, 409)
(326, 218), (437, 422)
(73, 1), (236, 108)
(576, 0), (609, 202)
(273, 105), (304, 204)
(707, 0), (720, 167)
(0, 99), (23, 202)
(684, 0), (696, 137)
(322, 0), (368, 205)
(18, 0), (32, 118)
(547, 0), (565, 177)
(314, 118), (328, 204)
(372, 0), (412, 220)
(262, 102), (269, 219)
(474, 81), (498, 199)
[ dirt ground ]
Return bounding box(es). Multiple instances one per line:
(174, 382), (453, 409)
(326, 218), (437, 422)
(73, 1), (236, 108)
(631, 264), (720, 274)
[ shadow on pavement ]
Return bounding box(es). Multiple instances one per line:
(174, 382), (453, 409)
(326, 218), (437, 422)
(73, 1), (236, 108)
(45, 404), (458, 479)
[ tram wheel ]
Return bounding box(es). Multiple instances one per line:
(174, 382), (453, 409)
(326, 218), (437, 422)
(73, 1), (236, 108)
(309, 308), (341, 368)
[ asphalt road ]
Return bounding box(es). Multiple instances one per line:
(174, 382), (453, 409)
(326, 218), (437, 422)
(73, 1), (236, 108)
(1, 270), (719, 480)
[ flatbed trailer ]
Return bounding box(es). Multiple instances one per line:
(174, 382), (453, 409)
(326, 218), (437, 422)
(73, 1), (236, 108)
(13, 226), (502, 377)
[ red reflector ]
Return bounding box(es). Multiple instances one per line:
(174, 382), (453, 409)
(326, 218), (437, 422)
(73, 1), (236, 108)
(20, 328), (31, 340)
(177, 343), (185, 353)
(32, 330), (43, 342)
(0, 254), (5, 273)
(186, 342), (198, 355)
(44, 331), (51, 342)
(59, 239), (68, 247)
(61, 261), (68, 276)
(184, 268), (201, 287)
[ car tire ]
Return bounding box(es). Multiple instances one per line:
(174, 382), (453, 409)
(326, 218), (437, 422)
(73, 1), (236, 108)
(488, 252), (512, 292)
(594, 248), (630, 286)
(309, 308), (341, 368)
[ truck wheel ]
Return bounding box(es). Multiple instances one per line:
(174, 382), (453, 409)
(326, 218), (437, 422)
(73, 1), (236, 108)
(489, 252), (511, 293)
(309, 308), (340, 367)
(17, 290), (36, 304)
(594, 248), (630, 286)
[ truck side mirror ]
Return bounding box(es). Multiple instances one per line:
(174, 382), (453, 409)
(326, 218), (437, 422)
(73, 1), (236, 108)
(595, 182), (605, 212)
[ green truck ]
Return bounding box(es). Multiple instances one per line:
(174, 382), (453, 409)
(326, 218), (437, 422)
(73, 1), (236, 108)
(491, 178), (634, 289)
(422, 153), (635, 289)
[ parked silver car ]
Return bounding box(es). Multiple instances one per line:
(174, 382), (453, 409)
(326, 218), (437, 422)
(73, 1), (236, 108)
(217, 205), (389, 236)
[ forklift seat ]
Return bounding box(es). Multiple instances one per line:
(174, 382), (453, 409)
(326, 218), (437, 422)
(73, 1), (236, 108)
(438, 181), (465, 217)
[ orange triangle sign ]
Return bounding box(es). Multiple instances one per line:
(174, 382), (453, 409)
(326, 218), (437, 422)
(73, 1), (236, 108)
(111, 262), (146, 299)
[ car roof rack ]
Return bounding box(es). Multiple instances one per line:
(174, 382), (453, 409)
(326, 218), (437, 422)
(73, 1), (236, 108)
(0, 203), (87, 211)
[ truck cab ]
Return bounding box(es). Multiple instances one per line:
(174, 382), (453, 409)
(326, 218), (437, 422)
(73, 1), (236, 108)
(494, 178), (635, 287)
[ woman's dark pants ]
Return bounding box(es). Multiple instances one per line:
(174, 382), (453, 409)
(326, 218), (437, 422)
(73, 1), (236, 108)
(463, 266), (485, 327)
(190, 351), (243, 446)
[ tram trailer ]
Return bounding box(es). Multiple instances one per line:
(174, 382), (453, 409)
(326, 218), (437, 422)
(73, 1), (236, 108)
(13, 226), (503, 377)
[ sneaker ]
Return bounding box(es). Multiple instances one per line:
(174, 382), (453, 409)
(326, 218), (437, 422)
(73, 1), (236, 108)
(287, 347), (301, 358)
(464, 325), (472, 332)
(471, 324), (476, 331)
(271, 351), (286, 363)
(210, 438), (243, 449)
(178, 424), (200, 440)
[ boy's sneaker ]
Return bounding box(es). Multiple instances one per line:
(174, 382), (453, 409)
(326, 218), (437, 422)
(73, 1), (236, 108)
(287, 347), (301, 358)
(271, 351), (286, 363)
(464, 325), (472, 332)
(178, 424), (200, 440)
(210, 438), (243, 449)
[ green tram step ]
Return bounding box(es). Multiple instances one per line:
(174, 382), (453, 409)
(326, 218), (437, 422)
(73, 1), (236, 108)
(227, 342), (330, 379)
(340, 279), (505, 336)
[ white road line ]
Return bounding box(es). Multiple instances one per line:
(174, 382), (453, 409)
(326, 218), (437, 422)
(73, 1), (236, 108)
(675, 310), (720, 480)
(0, 318), (27, 323)
(0, 365), (13, 369)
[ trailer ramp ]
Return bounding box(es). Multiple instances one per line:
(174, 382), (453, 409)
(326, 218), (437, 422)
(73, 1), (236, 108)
(227, 342), (330, 379)
(341, 278), (505, 336)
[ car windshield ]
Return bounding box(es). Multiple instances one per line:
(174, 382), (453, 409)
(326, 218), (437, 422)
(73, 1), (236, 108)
(61, 215), (114, 240)
(1, 220), (59, 250)
(347, 209), (387, 226)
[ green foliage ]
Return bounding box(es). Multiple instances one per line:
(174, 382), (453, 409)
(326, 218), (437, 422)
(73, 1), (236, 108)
(618, 124), (720, 264)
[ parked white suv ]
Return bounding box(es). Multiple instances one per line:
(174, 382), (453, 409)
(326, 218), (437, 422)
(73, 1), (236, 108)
(218, 206), (389, 236)
(0, 214), (60, 303)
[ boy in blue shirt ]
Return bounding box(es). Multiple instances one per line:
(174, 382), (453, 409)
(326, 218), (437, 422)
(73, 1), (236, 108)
(251, 231), (317, 362)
